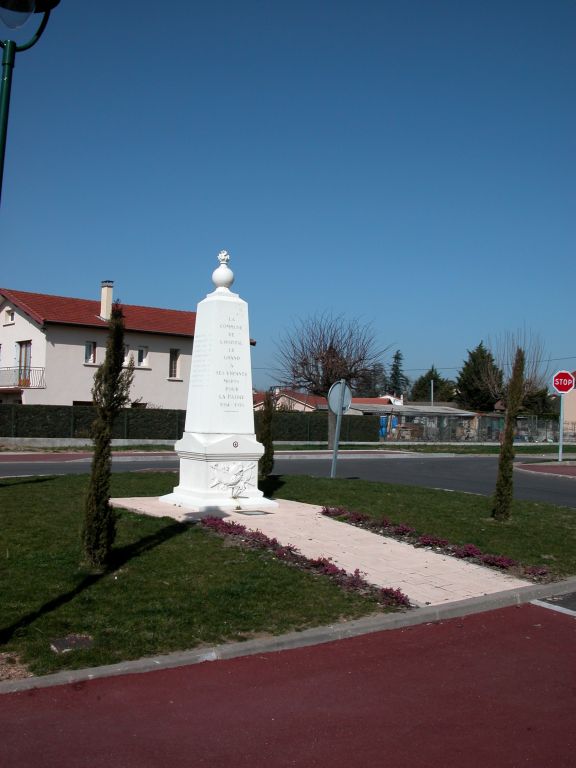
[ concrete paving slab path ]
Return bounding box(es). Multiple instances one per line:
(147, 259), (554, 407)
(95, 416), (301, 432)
(111, 496), (529, 607)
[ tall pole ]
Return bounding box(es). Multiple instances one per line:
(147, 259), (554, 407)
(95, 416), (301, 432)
(330, 379), (346, 479)
(0, 9), (52, 207)
(0, 39), (15, 206)
(558, 394), (564, 463)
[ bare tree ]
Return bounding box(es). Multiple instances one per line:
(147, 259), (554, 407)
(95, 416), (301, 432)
(276, 313), (385, 447)
(483, 330), (548, 406)
(482, 330), (549, 521)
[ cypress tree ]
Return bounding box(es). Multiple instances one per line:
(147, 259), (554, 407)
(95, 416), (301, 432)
(455, 342), (502, 411)
(521, 387), (553, 416)
(82, 303), (134, 569)
(411, 365), (455, 402)
(492, 347), (525, 521)
(389, 350), (410, 397)
(354, 363), (389, 397)
(257, 391), (275, 482)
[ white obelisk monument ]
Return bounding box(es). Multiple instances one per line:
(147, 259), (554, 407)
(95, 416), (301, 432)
(160, 251), (277, 512)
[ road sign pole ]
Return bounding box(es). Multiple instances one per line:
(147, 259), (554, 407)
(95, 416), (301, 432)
(551, 370), (575, 463)
(330, 379), (346, 479)
(559, 394), (564, 463)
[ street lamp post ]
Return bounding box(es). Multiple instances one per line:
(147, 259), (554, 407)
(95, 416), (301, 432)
(0, 0), (60, 206)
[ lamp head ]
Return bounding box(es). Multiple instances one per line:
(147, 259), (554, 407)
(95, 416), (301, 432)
(0, 0), (60, 29)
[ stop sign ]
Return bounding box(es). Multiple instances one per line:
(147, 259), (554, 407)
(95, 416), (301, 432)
(552, 370), (575, 394)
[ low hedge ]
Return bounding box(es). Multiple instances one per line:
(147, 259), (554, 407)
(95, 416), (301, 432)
(0, 404), (185, 440)
(254, 410), (379, 442)
(0, 404), (379, 442)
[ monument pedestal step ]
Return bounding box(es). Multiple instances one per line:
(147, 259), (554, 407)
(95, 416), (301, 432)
(159, 489), (278, 513)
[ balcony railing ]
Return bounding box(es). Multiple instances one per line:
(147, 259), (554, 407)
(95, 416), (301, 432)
(0, 367), (46, 389)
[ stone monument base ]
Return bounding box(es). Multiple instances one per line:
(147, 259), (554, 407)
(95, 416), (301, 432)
(159, 431), (278, 512)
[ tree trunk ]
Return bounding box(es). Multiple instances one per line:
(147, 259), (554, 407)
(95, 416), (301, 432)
(256, 392), (275, 482)
(82, 420), (116, 568)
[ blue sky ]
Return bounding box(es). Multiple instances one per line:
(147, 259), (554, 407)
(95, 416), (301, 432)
(2, 0), (575, 390)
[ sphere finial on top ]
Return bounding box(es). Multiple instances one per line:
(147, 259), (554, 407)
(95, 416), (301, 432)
(212, 249), (234, 290)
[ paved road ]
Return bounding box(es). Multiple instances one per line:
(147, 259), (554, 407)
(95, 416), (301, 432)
(274, 453), (576, 508)
(0, 453), (178, 478)
(1, 604), (575, 768)
(1, 452), (575, 507)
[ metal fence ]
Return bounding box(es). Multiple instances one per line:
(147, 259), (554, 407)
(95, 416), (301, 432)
(0, 367), (46, 389)
(381, 414), (570, 443)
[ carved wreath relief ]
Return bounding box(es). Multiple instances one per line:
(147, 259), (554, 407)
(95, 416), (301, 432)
(209, 462), (257, 499)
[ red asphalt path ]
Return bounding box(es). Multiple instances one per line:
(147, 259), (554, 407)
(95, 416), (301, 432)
(0, 452), (92, 462)
(1, 604), (575, 768)
(0, 452), (170, 462)
(517, 461), (576, 477)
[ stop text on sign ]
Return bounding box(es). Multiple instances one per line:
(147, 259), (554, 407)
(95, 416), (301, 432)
(552, 370), (575, 394)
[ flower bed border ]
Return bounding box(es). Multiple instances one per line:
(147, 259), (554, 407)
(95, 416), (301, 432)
(200, 517), (412, 609)
(320, 506), (550, 582)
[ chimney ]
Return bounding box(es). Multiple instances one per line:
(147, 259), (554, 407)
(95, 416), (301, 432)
(100, 280), (114, 320)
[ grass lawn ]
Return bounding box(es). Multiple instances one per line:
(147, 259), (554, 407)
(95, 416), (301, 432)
(2, 470), (575, 678)
(374, 444), (576, 456)
(0, 444), (174, 453)
(276, 443), (576, 455)
(0, 473), (381, 678)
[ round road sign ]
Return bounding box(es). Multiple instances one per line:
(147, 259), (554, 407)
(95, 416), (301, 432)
(552, 370), (575, 394)
(328, 380), (352, 414)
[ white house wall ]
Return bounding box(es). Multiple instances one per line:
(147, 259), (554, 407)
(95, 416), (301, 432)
(0, 300), (47, 373)
(564, 389), (576, 430)
(122, 330), (192, 410)
(275, 395), (316, 412)
(22, 325), (192, 408)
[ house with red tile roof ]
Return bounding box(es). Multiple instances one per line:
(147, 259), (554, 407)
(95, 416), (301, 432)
(253, 389), (329, 412)
(253, 388), (403, 413)
(0, 282), (196, 408)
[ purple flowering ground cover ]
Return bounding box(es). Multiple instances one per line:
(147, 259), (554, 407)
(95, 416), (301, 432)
(320, 506), (549, 582)
(200, 517), (411, 609)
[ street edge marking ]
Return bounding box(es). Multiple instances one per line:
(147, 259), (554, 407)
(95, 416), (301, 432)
(531, 599), (576, 618)
(515, 465), (576, 480)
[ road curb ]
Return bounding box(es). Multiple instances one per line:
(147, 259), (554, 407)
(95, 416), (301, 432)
(3, 576), (576, 696)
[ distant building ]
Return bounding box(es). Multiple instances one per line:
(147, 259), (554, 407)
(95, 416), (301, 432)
(563, 373), (576, 438)
(0, 282), (196, 408)
(252, 388), (482, 441)
(253, 388), (403, 413)
(253, 389), (329, 412)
